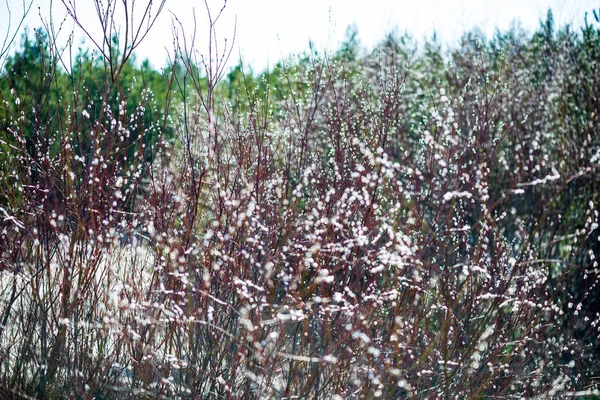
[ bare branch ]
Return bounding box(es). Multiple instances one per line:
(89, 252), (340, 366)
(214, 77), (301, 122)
(0, 0), (34, 72)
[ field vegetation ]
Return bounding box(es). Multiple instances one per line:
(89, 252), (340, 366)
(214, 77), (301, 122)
(0, 1), (599, 398)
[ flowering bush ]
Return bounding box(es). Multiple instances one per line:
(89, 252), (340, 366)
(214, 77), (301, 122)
(0, 3), (598, 398)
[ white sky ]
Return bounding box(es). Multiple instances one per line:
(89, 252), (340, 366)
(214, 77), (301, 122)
(1, 0), (598, 72)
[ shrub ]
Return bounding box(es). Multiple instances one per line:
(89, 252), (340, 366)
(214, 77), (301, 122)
(0, 2), (598, 399)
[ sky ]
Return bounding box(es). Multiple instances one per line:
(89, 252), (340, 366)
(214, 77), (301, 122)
(1, 0), (598, 73)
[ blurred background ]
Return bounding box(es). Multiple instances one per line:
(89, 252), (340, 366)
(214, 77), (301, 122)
(1, 0), (598, 72)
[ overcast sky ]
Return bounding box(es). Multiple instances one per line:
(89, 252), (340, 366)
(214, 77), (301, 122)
(1, 0), (598, 72)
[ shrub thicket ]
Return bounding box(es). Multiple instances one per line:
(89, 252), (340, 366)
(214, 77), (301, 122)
(0, 2), (598, 398)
